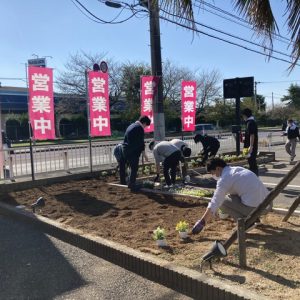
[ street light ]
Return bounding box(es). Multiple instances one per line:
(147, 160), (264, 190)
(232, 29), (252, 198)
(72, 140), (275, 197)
(104, 0), (165, 141)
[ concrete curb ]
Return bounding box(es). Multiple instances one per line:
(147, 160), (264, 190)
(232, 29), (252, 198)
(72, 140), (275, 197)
(0, 171), (100, 193)
(273, 207), (300, 217)
(0, 201), (266, 300)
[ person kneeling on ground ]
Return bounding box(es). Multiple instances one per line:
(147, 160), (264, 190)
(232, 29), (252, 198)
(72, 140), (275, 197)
(192, 158), (270, 234)
(170, 138), (192, 182)
(194, 134), (220, 165)
(149, 140), (184, 188)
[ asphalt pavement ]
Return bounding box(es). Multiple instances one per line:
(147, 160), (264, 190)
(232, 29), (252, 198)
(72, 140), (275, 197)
(259, 143), (300, 208)
(0, 215), (191, 300)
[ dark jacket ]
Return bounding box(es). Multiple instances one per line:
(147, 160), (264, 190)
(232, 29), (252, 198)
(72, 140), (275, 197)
(198, 135), (220, 151)
(244, 118), (258, 152)
(122, 122), (145, 158)
(287, 125), (300, 140)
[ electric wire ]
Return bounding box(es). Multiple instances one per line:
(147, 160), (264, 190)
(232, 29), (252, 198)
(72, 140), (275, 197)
(71, 0), (141, 24)
(194, 0), (292, 44)
(197, 6), (291, 46)
(159, 15), (300, 67)
(161, 8), (292, 59)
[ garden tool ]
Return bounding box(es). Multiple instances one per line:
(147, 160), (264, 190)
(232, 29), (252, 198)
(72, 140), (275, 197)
(31, 197), (45, 213)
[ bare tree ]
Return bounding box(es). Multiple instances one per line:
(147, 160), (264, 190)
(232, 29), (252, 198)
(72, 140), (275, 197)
(162, 59), (194, 112)
(195, 68), (222, 111)
(56, 51), (123, 109)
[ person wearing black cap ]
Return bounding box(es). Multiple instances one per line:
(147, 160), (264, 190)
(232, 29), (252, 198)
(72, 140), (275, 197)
(194, 134), (220, 164)
(149, 140), (184, 188)
(242, 108), (258, 176)
(119, 115), (151, 191)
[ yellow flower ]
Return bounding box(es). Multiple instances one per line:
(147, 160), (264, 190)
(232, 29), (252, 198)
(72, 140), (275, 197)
(242, 148), (249, 156)
(176, 221), (189, 232)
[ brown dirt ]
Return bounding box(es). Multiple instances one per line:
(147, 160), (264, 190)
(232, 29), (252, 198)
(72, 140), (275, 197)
(1, 177), (300, 299)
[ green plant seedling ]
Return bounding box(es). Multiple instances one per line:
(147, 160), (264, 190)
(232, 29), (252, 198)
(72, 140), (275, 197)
(153, 226), (166, 240)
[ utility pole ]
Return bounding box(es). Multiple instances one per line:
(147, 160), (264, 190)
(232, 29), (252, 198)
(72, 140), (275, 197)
(148, 0), (165, 141)
(254, 81), (257, 111)
(272, 92), (274, 110)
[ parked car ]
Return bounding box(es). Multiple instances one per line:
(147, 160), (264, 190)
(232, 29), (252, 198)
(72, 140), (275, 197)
(194, 123), (221, 138)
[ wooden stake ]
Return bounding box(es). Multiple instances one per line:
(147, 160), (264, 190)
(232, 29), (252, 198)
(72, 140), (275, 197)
(282, 195), (300, 222)
(237, 218), (247, 267)
(224, 161), (300, 250)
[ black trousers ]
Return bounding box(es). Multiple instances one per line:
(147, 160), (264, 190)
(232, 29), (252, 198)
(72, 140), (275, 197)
(119, 154), (140, 187)
(163, 150), (182, 186)
(248, 151), (258, 176)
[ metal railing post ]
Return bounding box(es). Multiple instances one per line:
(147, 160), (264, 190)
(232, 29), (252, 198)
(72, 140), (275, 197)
(63, 150), (69, 172)
(9, 156), (14, 180)
(29, 139), (35, 181)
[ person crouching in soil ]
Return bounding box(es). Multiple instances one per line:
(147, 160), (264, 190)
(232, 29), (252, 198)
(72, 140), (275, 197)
(191, 158), (270, 234)
(170, 138), (192, 182)
(149, 140), (184, 188)
(194, 134), (220, 165)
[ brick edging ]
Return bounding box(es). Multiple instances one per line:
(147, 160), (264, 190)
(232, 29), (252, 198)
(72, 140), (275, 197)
(0, 202), (266, 300)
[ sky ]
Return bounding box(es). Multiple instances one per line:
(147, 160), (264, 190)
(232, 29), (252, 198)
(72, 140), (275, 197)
(1, 0), (300, 109)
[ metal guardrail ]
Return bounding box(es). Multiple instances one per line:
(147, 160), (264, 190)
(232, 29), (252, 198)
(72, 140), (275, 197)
(0, 132), (282, 181)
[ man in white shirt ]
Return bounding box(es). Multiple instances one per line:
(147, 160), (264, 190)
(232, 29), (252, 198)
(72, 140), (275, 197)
(192, 158), (269, 234)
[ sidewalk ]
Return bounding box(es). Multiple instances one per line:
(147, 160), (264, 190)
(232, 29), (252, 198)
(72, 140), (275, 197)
(0, 215), (191, 300)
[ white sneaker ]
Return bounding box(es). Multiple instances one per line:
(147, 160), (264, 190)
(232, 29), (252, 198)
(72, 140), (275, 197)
(163, 184), (173, 189)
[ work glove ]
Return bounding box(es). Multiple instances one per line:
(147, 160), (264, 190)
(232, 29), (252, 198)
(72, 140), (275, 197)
(153, 173), (160, 183)
(192, 219), (206, 234)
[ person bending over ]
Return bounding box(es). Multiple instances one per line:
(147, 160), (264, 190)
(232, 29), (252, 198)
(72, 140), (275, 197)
(194, 134), (220, 164)
(149, 140), (184, 188)
(192, 158), (269, 234)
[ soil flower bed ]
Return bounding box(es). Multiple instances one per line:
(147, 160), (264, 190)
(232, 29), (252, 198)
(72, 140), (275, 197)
(1, 177), (299, 299)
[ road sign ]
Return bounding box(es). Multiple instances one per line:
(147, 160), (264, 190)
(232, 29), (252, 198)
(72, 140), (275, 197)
(28, 58), (46, 67)
(100, 61), (108, 73)
(223, 76), (254, 98)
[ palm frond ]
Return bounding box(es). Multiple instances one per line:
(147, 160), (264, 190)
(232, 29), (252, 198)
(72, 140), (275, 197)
(286, 0), (300, 70)
(233, 0), (278, 57)
(159, 0), (195, 28)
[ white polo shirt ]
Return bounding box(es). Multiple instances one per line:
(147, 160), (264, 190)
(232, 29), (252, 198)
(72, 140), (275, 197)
(208, 166), (269, 214)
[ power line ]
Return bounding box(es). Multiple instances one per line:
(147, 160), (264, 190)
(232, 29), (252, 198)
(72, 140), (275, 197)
(194, 0), (292, 45)
(161, 8), (292, 59)
(257, 80), (300, 84)
(70, 0), (142, 24)
(160, 15), (300, 67)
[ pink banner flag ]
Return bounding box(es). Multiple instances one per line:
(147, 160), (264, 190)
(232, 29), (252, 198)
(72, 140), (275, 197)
(88, 71), (111, 137)
(141, 76), (159, 133)
(28, 66), (55, 140)
(181, 81), (196, 132)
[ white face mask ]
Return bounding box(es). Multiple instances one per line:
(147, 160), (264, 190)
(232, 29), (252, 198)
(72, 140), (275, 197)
(212, 175), (220, 181)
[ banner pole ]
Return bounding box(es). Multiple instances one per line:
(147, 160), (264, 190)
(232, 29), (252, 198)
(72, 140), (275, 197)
(85, 70), (93, 173)
(26, 64), (35, 181)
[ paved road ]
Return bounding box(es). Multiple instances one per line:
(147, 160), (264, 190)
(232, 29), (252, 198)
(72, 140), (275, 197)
(259, 143), (300, 209)
(0, 215), (191, 300)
